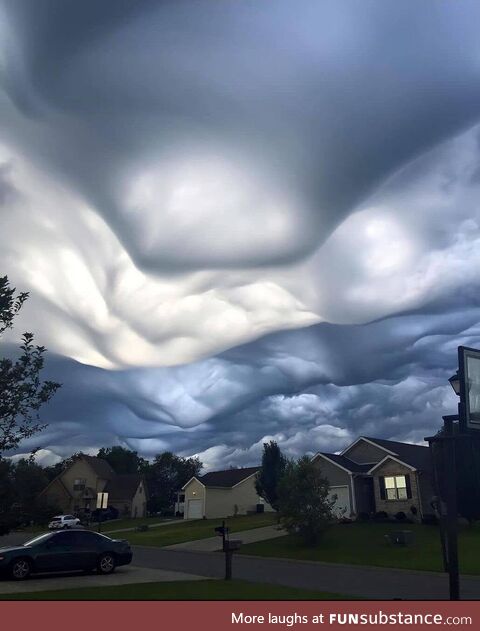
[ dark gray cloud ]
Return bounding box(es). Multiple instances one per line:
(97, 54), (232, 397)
(12, 293), (478, 467)
(2, 1), (480, 468)
(2, 1), (480, 272)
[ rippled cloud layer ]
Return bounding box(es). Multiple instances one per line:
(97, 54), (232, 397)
(2, 1), (480, 467)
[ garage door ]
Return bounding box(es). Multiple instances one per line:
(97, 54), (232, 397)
(187, 499), (203, 519)
(328, 486), (351, 518)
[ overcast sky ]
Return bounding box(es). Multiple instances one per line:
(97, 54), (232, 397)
(2, 0), (480, 469)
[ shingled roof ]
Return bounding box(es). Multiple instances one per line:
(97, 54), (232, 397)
(104, 474), (144, 500)
(198, 467), (259, 488)
(317, 453), (372, 474)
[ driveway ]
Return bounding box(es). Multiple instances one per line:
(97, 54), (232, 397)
(0, 565), (206, 595)
(164, 525), (287, 552)
(131, 546), (480, 600)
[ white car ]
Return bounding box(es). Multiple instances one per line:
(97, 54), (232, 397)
(48, 515), (81, 530)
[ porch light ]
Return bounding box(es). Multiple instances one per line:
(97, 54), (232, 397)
(448, 372), (461, 396)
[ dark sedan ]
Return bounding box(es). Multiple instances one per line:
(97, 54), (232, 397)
(0, 530), (132, 580)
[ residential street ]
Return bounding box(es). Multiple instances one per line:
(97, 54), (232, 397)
(131, 546), (480, 600)
(4, 531), (480, 599)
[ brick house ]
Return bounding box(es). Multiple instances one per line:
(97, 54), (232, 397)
(312, 436), (434, 521)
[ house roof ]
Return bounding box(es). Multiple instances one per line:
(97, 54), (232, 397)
(198, 467), (259, 488)
(81, 455), (116, 479)
(104, 474), (143, 500)
(361, 437), (431, 471)
(317, 453), (372, 474)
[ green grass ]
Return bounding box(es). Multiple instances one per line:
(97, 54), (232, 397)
(125, 513), (277, 547)
(238, 522), (480, 574)
(102, 516), (175, 533)
(16, 516), (175, 536)
(0, 579), (353, 601)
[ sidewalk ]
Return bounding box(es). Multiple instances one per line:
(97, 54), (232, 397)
(164, 525), (286, 551)
(0, 565), (207, 595)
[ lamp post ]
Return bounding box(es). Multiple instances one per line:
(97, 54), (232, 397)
(425, 348), (480, 601)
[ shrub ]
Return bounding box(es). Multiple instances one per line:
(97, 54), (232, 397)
(357, 512), (370, 522)
(373, 511), (389, 522)
(395, 511), (407, 522)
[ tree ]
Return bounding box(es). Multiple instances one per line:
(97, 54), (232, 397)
(255, 440), (288, 511)
(146, 452), (202, 514)
(0, 276), (60, 454)
(0, 457), (15, 535)
(277, 456), (335, 546)
(96, 446), (148, 474)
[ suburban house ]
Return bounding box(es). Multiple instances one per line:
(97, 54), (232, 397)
(39, 454), (148, 519)
(312, 436), (434, 521)
(182, 466), (274, 519)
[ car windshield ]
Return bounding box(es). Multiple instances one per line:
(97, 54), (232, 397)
(24, 533), (53, 546)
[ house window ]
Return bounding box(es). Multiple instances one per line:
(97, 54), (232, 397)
(384, 475), (408, 500)
(73, 478), (86, 491)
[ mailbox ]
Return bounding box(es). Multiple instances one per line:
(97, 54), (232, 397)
(225, 539), (242, 552)
(214, 526), (229, 536)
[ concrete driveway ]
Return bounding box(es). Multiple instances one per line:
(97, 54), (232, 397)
(0, 565), (207, 595)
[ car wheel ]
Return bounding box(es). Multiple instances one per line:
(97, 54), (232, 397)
(10, 558), (32, 581)
(97, 553), (116, 575)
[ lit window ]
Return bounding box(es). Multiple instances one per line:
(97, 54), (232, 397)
(383, 475), (408, 500)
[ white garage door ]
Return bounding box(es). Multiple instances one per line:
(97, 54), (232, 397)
(187, 499), (203, 519)
(328, 486), (351, 518)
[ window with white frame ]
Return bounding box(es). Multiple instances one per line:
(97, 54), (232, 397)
(384, 475), (408, 500)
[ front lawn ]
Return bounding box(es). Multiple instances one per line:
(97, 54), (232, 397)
(102, 516), (175, 533)
(0, 579), (353, 601)
(125, 513), (277, 547)
(239, 521), (480, 575)
(15, 516), (175, 536)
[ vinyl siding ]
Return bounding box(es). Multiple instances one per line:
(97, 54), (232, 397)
(343, 440), (388, 464)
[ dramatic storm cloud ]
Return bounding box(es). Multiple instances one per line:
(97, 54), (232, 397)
(2, 0), (480, 467)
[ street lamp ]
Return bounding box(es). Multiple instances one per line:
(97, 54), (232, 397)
(448, 372), (461, 397)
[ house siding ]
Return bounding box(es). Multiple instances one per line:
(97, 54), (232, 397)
(343, 440), (388, 464)
(109, 481), (146, 518)
(205, 476), (274, 518)
(183, 478), (206, 518)
(41, 479), (72, 514)
(373, 459), (422, 520)
(312, 456), (354, 517)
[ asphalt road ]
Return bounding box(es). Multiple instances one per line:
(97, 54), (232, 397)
(131, 546), (480, 600)
(4, 532), (480, 599)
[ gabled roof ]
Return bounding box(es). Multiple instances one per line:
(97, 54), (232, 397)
(314, 452), (372, 474)
(368, 455), (417, 475)
(104, 474), (144, 500)
(81, 455), (116, 479)
(198, 466), (260, 488)
(362, 437), (431, 471)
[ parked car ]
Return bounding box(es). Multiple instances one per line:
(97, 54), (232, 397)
(0, 530), (132, 580)
(48, 515), (81, 530)
(90, 507), (119, 522)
